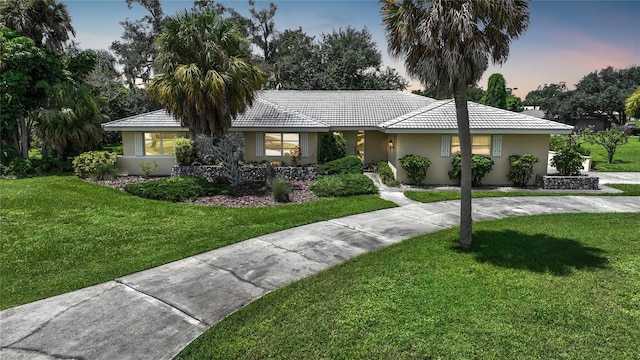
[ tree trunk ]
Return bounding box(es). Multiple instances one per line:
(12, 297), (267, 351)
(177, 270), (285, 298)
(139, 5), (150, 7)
(454, 84), (473, 249)
(18, 116), (29, 158)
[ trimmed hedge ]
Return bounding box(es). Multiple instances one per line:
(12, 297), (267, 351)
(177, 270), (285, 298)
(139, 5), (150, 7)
(72, 151), (118, 179)
(124, 176), (234, 202)
(310, 174), (377, 197)
(318, 155), (363, 175)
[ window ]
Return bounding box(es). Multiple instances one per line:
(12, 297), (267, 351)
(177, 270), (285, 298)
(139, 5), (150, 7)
(142, 132), (184, 155)
(264, 133), (300, 156)
(451, 135), (491, 156)
(442, 135), (501, 157)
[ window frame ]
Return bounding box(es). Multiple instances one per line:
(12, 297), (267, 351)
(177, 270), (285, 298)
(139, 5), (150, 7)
(441, 134), (502, 157)
(263, 132), (301, 157)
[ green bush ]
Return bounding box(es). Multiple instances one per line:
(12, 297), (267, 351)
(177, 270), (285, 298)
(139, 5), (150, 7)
(72, 151), (118, 179)
(377, 161), (400, 187)
(550, 135), (589, 155)
(139, 160), (158, 178)
(310, 174), (377, 197)
(32, 157), (72, 175)
(318, 155), (362, 175)
(92, 163), (118, 181)
(507, 154), (540, 187)
(399, 154), (431, 184)
(551, 136), (584, 176)
(175, 138), (196, 165)
(270, 177), (291, 203)
(318, 132), (346, 163)
(124, 176), (234, 202)
(0, 158), (33, 178)
(448, 154), (495, 187)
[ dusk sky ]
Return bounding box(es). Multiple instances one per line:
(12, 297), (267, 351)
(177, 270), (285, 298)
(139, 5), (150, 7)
(64, 0), (640, 98)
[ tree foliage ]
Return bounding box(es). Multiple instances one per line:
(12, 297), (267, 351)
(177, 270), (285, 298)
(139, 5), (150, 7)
(110, 0), (164, 89)
(625, 87), (640, 118)
(481, 73), (507, 109)
(0, 0), (75, 54)
(381, 0), (529, 248)
(527, 66), (640, 124)
(149, 10), (267, 139)
(412, 84), (485, 101)
(0, 28), (66, 160)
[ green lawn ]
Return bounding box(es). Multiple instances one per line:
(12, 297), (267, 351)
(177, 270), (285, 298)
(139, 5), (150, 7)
(583, 137), (640, 172)
(0, 176), (395, 309)
(178, 213), (640, 360)
(404, 183), (640, 203)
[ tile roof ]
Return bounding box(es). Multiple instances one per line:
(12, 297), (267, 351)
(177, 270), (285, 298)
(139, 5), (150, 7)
(252, 90), (436, 128)
(103, 91), (573, 134)
(379, 100), (574, 133)
(102, 110), (185, 130)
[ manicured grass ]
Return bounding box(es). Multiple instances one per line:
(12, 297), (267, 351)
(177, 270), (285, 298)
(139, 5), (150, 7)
(0, 176), (395, 309)
(178, 213), (640, 360)
(404, 183), (640, 203)
(583, 137), (640, 172)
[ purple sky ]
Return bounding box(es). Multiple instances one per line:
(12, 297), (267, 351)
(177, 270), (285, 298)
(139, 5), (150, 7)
(64, 0), (640, 98)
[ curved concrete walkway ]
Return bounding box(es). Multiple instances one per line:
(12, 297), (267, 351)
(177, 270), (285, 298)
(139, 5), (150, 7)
(1, 181), (639, 359)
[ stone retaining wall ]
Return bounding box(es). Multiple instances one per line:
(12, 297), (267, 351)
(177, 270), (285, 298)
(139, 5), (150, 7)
(172, 165), (318, 182)
(536, 174), (599, 190)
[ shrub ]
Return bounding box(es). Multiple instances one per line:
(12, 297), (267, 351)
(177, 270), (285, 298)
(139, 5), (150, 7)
(32, 157), (72, 175)
(448, 154), (495, 187)
(139, 160), (158, 178)
(310, 174), (377, 197)
(551, 136), (585, 176)
(377, 161), (400, 187)
(0, 158), (33, 178)
(318, 132), (346, 163)
(124, 176), (234, 202)
(72, 151), (118, 179)
(174, 138), (196, 165)
(289, 145), (302, 166)
(92, 163), (118, 181)
(399, 154), (431, 184)
(270, 177), (291, 203)
(507, 154), (540, 187)
(318, 155), (362, 175)
(550, 135), (589, 155)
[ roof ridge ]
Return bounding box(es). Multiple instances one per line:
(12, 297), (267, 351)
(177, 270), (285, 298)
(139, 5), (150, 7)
(379, 99), (454, 128)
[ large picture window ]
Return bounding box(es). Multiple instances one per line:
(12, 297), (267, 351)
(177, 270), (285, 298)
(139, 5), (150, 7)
(144, 132), (183, 155)
(265, 133), (300, 156)
(451, 135), (492, 156)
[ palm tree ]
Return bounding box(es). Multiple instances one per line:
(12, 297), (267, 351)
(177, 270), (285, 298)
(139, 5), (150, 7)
(148, 10), (267, 138)
(0, 0), (75, 54)
(381, 0), (529, 248)
(35, 82), (106, 160)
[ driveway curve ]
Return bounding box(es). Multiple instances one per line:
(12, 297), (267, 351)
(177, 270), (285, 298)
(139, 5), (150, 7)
(1, 195), (639, 360)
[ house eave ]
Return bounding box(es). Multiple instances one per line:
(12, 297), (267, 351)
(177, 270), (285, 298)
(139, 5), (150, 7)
(381, 128), (574, 135)
(102, 126), (190, 132)
(230, 127), (330, 133)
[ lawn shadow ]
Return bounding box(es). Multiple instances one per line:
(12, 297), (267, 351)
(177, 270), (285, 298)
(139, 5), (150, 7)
(460, 230), (609, 276)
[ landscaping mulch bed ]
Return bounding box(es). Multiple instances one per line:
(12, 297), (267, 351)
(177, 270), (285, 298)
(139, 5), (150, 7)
(89, 176), (317, 207)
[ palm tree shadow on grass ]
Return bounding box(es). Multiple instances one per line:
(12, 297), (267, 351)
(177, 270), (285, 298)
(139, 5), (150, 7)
(457, 230), (609, 276)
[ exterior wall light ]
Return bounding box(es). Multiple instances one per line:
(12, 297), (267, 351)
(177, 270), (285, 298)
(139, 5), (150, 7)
(388, 139), (394, 150)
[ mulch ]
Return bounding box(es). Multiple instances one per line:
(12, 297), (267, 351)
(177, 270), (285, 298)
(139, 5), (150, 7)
(87, 176), (317, 208)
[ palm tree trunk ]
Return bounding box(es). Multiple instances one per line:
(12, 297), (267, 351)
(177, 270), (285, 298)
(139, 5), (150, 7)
(454, 83), (473, 249)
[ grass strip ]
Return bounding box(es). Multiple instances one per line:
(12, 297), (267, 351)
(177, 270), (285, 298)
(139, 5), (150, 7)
(404, 183), (640, 203)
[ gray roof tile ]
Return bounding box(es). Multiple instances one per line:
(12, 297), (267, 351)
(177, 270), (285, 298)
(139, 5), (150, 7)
(379, 100), (574, 132)
(103, 91), (573, 134)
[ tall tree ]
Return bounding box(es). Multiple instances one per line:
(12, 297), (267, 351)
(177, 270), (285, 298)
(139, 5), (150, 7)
(34, 82), (107, 159)
(110, 0), (164, 89)
(148, 10), (267, 138)
(413, 84), (485, 101)
(381, 0), (529, 249)
(481, 73), (508, 109)
(0, 0), (75, 54)
(271, 28), (322, 89)
(0, 28), (66, 160)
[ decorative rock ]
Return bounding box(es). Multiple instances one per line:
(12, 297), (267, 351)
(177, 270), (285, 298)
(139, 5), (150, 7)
(535, 174), (599, 190)
(172, 165), (318, 183)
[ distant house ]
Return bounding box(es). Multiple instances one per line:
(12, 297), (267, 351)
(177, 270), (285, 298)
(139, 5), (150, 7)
(102, 90), (573, 185)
